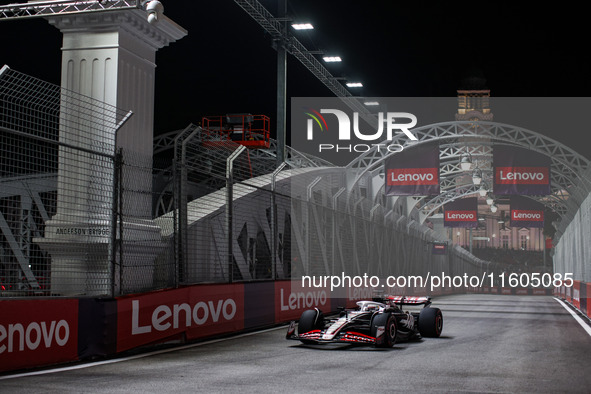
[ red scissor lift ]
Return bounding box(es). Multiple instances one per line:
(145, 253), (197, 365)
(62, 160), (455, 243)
(201, 113), (270, 148)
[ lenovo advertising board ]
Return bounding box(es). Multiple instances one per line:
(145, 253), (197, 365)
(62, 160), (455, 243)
(444, 197), (478, 228)
(0, 299), (79, 372)
(275, 280), (331, 323)
(493, 145), (551, 195)
(510, 196), (544, 228)
(432, 242), (448, 255)
(116, 284), (244, 353)
(385, 144), (440, 196)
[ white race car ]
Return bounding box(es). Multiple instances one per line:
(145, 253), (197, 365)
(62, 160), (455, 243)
(286, 296), (443, 347)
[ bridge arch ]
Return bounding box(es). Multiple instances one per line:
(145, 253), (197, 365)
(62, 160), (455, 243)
(345, 121), (591, 226)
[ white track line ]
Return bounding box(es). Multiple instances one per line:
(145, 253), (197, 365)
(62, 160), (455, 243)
(0, 325), (287, 381)
(554, 297), (591, 337)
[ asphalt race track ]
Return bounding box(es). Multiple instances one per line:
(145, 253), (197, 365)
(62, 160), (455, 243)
(2, 294), (591, 393)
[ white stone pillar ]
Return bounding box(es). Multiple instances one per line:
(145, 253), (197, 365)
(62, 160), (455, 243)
(35, 7), (186, 296)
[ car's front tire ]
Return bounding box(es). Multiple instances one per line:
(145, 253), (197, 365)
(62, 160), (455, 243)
(371, 312), (397, 348)
(418, 307), (443, 337)
(298, 308), (324, 335)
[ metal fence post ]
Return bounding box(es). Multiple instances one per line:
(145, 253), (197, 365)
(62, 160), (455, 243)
(226, 145), (246, 283)
(271, 162), (287, 279)
(172, 159), (180, 288)
(178, 158), (187, 284)
(306, 177), (321, 276)
(332, 188), (345, 277)
(172, 125), (200, 287)
(111, 148), (123, 297)
(172, 153), (189, 287)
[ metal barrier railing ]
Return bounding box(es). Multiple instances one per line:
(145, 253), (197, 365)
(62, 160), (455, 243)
(1, 66), (492, 298)
(0, 65), (130, 297)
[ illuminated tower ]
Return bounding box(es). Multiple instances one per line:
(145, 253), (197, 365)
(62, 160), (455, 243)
(456, 72), (493, 121)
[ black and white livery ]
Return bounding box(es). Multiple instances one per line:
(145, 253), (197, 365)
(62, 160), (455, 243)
(286, 296), (443, 348)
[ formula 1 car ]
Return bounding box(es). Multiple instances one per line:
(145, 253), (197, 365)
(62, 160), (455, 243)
(286, 296), (442, 347)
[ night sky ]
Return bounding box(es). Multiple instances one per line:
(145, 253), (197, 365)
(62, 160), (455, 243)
(1, 1), (589, 153)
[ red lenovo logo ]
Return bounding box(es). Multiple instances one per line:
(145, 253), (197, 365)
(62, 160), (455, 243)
(511, 210), (543, 221)
(496, 166), (549, 185)
(445, 211), (476, 221)
(387, 168), (438, 186)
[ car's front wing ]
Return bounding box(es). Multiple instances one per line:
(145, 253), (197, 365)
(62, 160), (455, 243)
(286, 322), (377, 345)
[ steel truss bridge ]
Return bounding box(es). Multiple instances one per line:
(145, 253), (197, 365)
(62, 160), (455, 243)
(3, 118), (588, 287)
(147, 120), (591, 284)
(152, 120), (591, 223)
(1, 0), (590, 292)
(344, 121), (591, 236)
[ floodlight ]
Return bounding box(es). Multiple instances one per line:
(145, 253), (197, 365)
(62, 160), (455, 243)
(292, 23), (314, 30)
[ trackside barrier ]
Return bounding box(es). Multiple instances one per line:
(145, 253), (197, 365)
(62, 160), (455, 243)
(467, 286), (553, 296)
(0, 297), (120, 373)
(554, 280), (589, 319)
(116, 283), (246, 352)
(0, 279), (564, 373)
(0, 299), (80, 372)
(0, 280), (330, 373)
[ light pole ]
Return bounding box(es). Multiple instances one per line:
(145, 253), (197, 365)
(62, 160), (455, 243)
(276, 0), (287, 167)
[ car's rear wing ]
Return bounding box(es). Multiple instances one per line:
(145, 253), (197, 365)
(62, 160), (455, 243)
(383, 295), (432, 307)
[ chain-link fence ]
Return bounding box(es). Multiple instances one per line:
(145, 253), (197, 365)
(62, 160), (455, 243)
(0, 65), (130, 297)
(168, 131), (491, 292)
(1, 66), (491, 298)
(285, 168), (490, 285)
(169, 126), (281, 285)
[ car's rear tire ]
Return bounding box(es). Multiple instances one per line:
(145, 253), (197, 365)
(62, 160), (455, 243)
(298, 308), (324, 335)
(370, 313), (397, 348)
(419, 307), (443, 337)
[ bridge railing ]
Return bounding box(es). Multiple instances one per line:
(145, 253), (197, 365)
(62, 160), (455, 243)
(1, 66), (490, 298)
